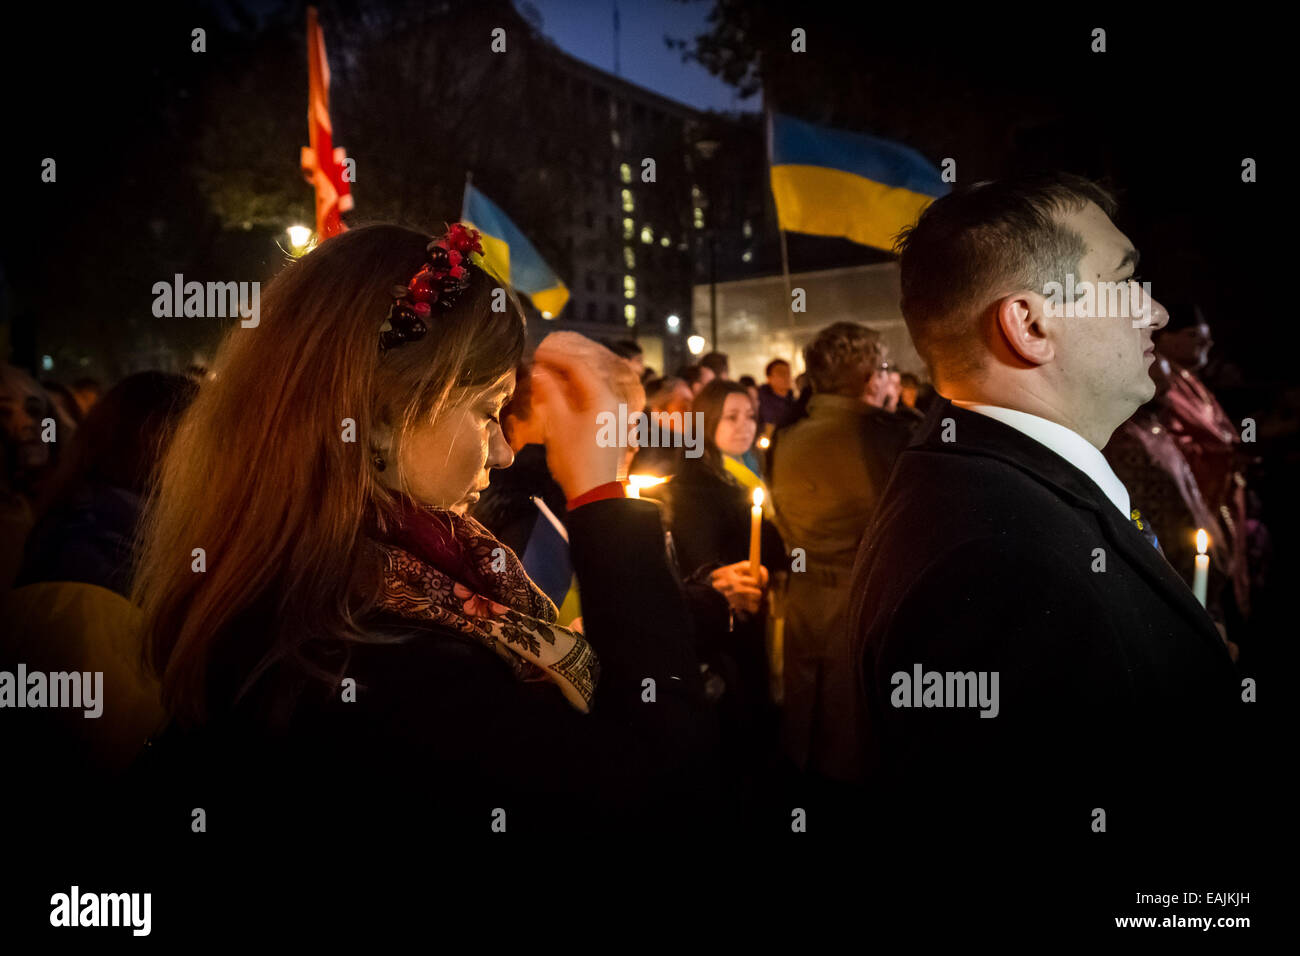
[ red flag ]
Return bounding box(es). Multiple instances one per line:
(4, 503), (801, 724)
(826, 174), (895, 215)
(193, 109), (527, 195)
(301, 6), (352, 238)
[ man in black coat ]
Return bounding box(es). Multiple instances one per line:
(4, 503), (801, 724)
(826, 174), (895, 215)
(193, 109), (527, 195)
(843, 175), (1243, 850)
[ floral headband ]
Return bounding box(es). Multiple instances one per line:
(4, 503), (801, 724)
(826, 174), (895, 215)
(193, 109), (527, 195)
(379, 222), (486, 353)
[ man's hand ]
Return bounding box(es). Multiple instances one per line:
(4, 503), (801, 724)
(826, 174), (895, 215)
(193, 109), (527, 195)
(529, 332), (645, 501)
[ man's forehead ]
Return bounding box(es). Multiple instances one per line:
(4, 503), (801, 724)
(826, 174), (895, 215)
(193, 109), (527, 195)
(1065, 201), (1134, 275)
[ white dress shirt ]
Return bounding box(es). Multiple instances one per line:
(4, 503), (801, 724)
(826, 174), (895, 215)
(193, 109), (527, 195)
(950, 401), (1132, 519)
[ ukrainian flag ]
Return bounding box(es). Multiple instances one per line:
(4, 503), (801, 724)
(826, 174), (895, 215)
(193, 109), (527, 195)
(768, 112), (948, 252)
(462, 183), (570, 318)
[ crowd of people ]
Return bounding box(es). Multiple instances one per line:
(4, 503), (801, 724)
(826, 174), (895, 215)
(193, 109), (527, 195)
(0, 175), (1273, 850)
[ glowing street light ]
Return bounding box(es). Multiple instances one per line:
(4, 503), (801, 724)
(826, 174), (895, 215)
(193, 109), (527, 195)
(687, 334), (706, 355)
(666, 314), (681, 332)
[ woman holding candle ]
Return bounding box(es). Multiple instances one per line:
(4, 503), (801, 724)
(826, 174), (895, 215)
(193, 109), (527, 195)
(642, 379), (785, 802)
(128, 224), (719, 841)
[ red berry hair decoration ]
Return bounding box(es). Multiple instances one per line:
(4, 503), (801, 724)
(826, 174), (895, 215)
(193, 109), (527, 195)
(379, 222), (486, 353)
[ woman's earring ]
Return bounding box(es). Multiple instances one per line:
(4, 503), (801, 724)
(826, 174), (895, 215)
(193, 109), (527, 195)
(372, 453), (386, 472)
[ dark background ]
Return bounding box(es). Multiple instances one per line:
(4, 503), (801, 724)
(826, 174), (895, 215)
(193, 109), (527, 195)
(0, 0), (1286, 930)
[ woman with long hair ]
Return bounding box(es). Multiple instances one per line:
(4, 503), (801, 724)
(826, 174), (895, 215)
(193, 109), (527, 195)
(131, 223), (716, 838)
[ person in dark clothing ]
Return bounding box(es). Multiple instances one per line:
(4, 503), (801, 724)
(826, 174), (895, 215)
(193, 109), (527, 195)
(119, 225), (719, 846)
(844, 175), (1241, 849)
(18, 371), (197, 595)
(757, 358), (799, 432)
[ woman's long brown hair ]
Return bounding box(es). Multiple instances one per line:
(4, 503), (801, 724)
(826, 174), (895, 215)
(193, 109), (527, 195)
(690, 378), (757, 484)
(132, 224), (526, 726)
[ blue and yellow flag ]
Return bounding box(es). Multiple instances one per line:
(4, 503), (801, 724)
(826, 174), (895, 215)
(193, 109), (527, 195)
(767, 112), (948, 252)
(521, 510), (582, 628)
(462, 183), (570, 318)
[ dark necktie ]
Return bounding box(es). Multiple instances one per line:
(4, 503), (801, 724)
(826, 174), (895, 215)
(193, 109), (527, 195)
(1130, 508), (1164, 555)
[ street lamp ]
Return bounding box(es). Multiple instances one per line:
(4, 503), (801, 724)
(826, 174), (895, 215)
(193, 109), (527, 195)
(687, 334), (706, 355)
(286, 225), (313, 257)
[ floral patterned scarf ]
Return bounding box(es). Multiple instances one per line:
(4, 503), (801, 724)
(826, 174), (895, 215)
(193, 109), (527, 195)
(372, 495), (598, 712)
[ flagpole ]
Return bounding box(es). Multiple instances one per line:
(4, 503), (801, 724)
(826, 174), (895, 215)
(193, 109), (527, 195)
(462, 169), (473, 221)
(762, 92), (795, 364)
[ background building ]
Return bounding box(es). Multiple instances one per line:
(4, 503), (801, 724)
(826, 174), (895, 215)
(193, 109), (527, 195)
(692, 263), (924, 383)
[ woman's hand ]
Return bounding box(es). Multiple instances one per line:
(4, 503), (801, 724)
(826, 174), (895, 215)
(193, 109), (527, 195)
(709, 561), (769, 616)
(529, 332), (644, 501)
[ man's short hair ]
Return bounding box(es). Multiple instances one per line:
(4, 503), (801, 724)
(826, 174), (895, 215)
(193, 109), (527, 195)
(700, 351), (729, 376)
(803, 322), (884, 397)
(894, 173), (1118, 380)
(764, 358), (790, 377)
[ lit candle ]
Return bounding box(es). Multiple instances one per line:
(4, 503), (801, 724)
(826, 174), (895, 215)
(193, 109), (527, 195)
(626, 474), (665, 499)
(749, 486), (764, 579)
(1193, 528), (1209, 606)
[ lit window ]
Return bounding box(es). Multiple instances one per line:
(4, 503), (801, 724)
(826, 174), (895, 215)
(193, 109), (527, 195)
(742, 250), (753, 263)
(622, 189), (634, 213)
(624, 304), (637, 323)
(743, 219), (753, 238)
(640, 225), (653, 244)
(660, 235), (670, 247)
(694, 207), (704, 229)
(624, 246), (636, 269)
(619, 163), (632, 183)
(611, 129), (621, 149)
(624, 275), (636, 298)
(623, 217), (634, 240)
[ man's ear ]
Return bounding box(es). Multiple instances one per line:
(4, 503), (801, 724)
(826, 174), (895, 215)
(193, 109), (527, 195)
(994, 293), (1055, 366)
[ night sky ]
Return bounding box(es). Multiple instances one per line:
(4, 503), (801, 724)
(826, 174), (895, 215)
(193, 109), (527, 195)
(525, 0), (758, 113)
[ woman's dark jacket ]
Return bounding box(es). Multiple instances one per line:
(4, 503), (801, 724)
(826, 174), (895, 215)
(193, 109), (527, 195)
(133, 498), (723, 840)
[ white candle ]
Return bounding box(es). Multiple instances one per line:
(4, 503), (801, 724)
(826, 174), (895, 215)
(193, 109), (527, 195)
(1193, 528), (1209, 606)
(749, 487), (764, 579)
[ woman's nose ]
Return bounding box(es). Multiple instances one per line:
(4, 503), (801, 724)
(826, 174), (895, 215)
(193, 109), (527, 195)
(489, 424), (515, 469)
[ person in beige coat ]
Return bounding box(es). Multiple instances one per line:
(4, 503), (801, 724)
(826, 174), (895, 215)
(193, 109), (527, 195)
(768, 323), (913, 781)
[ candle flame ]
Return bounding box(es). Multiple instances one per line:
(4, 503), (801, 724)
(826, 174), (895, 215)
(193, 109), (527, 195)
(1195, 528), (1208, 554)
(752, 487), (765, 508)
(627, 474), (665, 494)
